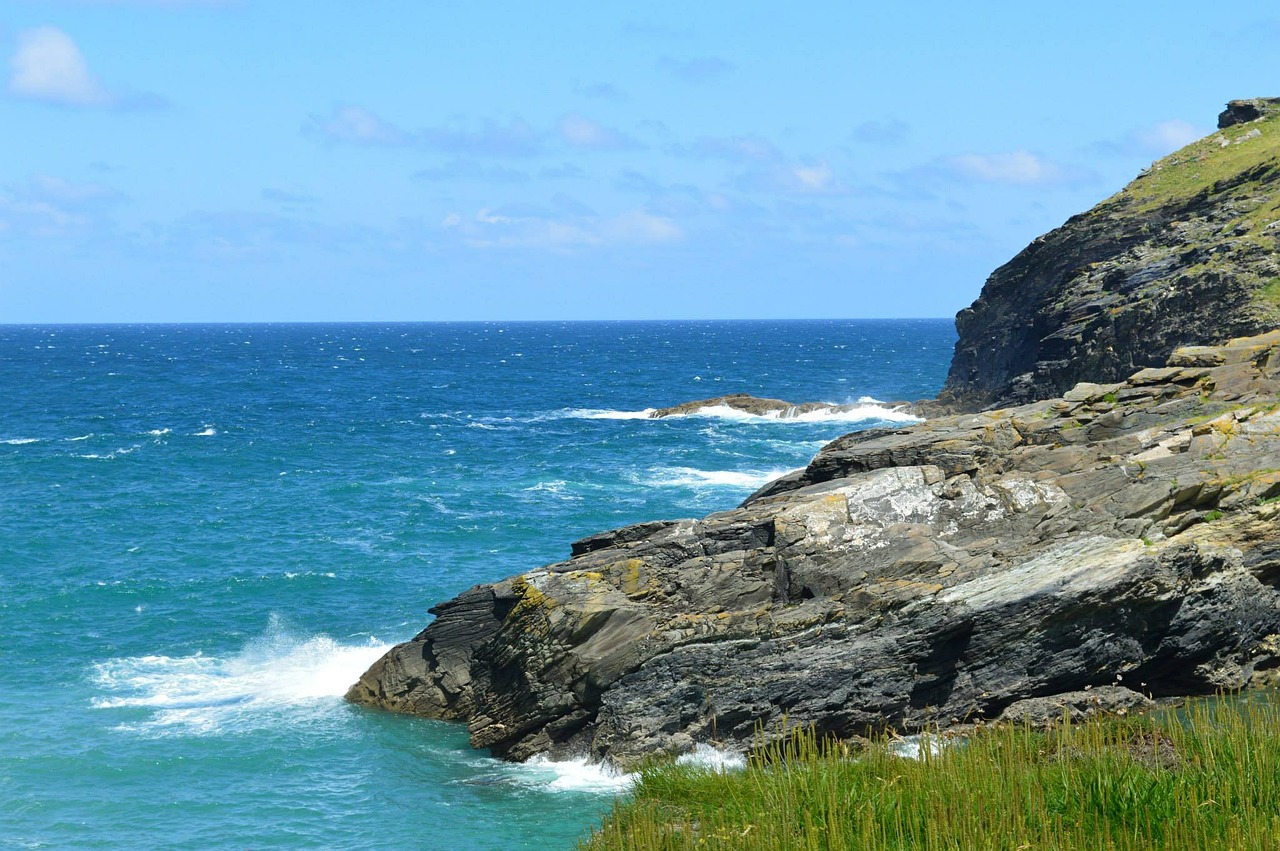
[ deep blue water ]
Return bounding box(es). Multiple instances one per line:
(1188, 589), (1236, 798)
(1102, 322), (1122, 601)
(0, 320), (954, 850)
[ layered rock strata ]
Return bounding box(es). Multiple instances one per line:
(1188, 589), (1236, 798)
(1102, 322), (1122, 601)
(349, 331), (1280, 767)
(937, 99), (1280, 411)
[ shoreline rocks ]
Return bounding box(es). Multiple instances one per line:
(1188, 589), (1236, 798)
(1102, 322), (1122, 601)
(347, 331), (1280, 768)
(647, 393), (910, 420)
(936, 99), (1280, 412)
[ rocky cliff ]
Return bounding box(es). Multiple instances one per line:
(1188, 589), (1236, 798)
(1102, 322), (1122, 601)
(937, 98), (1280, 411)
(349, 331), (1280, 767)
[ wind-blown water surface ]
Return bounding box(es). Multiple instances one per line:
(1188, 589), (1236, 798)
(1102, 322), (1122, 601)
(0, 320), (954, 850)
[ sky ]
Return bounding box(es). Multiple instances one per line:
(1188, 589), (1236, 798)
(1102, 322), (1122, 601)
(2, 2), (1279, 323)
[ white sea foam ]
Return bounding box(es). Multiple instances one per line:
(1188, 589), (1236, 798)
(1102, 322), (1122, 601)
(1, 437), (41, 445)
(675, 743), (747, 772)
(641, 466), (800, 490)
(193, 427), (217, 437)
(511, 755), (637, 793)
(65, 434), (93, 442)
(672, 398), (920, 424)
(146, 428), (171, 436)
(76, 445), (141, 460)
(558, 408), (657, 420)
(888, 733), (950, 760)
(90, 615), (390, 736)
(524, 480), (567, 493)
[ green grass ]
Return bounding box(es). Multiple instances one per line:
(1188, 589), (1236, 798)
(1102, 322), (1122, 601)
(1262, 276), (1280, 308)
(1121, 111), (1280, 224)
(581, 694), (1280, 851)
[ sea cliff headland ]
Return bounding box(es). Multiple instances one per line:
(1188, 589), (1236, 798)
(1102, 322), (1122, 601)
(347, 99), (1280, 768)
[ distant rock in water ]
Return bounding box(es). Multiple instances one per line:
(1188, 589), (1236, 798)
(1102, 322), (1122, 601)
(937, 98), (1280, 412)
(648, 393), (906, 420)
(348, 331), (1280, 768)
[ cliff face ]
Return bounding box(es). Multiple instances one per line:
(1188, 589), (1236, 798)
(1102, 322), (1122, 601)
(937, 99), (1280, 412)
(347, 99), (1280, 768)
(349, 331), (1280, 767)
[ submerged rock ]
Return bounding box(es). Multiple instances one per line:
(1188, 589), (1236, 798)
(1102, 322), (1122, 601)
(648, 393), (901, 419)
(348, 331), (1280, 768)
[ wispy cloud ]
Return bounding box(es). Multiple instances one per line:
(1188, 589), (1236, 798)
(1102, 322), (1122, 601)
(1091, 119), (1206, 158)
(305, 107), (542, 156)
(557, 113), (638, 150)
(441, 203), (683, 250)
(418, 117), (542, 157)
(261, 187), (319, 206)
(9, 26), (111, 107)
(852, 118), (909, 145)
(414, 159), (530, 184)
(305, 105), (410, 145)
(944, 150), (1096, 186)
(575, 81), (628, 103)
(657, 55), (733, 82)
(736, 161), (851, 196)
(667, 134), (781, 163)
(540, 162), (587, 180)
(0, 174), (124, 237)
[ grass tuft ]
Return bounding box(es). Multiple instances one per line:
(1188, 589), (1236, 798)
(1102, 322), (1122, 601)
(580, 693), (1280, 851)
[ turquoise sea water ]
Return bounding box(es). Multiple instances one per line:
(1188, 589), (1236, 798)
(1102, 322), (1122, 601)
(0, 320), (955, 850)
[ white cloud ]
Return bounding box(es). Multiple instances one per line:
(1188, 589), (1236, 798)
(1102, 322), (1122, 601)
(9, 26), (111, 106)
(0, 174), (122, 237)
(443, 205), (683, 250)
(557, 113), (636, 150)
(306, 105), (409, 145)
(736, 161), (850, 196)
(949, 151), (1063, 185)
(1134, 119), (1202, 155)
(667, 134), (781, 163)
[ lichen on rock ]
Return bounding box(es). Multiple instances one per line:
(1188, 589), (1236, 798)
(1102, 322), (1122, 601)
(348, 330), (1280, 767)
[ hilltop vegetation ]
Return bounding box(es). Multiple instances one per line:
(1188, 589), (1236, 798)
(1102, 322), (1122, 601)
(940, 99), (1280, 411)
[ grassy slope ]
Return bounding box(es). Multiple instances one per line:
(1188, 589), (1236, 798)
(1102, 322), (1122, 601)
(1116, 111), (1280, 309)
(582, 696), (1280, 850)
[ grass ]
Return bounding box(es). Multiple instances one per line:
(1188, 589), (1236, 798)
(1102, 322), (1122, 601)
(581, 694), (1280, 850)
(1120, 109), (1280, 225)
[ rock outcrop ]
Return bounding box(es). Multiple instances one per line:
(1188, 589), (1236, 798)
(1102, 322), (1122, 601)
(937, 100), (1280, 412)
(648, 393), (905, 420)
(349, 331), (1280, 767)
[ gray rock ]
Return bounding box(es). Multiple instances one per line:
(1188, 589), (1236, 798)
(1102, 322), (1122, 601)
(997, 686), (1155, 727)
(936, 100), (1280, 413)
(347, 332), (1280, 767)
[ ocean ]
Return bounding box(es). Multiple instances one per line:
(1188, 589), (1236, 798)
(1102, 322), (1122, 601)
(0, 320), (955, 850)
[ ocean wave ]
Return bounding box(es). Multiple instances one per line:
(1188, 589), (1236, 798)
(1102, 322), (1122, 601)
(146, 428), (172, 437)
(76, 445), (142, 460)
(472, 742), (744, 795)
(555, 408), (658, 420)
(90, 615), (390, 736)
(193, 426), (217, 437)
(1, 437), (41, 445)
(638, 466), (800, 490)
(504, 755), (637, 793)
(668, 397), (919, 424)
(66, 434), (94, 442)
(675, 743), (747, 772)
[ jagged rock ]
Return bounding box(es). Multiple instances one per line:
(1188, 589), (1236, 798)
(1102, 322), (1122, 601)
(1219, 98), (1280, 129)
(997, 686), (1155, 727)
(937, 100), (1280, 412)
(649, 393), (868, 419)
(348, 332), (1280, 768)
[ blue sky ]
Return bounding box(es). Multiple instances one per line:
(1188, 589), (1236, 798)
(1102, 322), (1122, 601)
(3, 2), (1278, 322)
